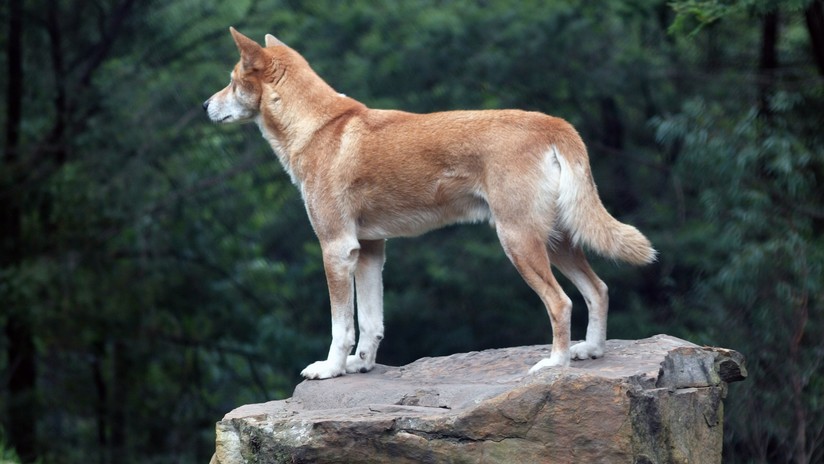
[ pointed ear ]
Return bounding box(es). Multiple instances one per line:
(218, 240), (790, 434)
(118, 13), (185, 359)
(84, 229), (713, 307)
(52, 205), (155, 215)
(229, 27), (264, 70)
(265, 34), (286, 47)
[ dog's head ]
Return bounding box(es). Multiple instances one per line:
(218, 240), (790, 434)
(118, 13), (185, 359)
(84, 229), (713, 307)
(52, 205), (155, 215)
(203, 27), (288, 124)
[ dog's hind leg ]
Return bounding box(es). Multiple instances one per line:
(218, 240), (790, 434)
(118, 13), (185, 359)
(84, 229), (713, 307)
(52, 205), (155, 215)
(495, 224), (573, 372)
(347, 239), (386, 374)
(301, 236), (360, 379)
(549, 238), (609, 361)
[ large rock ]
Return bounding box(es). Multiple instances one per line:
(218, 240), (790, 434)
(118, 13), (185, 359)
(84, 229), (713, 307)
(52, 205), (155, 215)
(210, 335), (746, 464)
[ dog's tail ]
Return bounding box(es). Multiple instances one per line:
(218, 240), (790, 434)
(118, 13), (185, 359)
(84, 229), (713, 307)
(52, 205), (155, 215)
(553, 146), (657, 265)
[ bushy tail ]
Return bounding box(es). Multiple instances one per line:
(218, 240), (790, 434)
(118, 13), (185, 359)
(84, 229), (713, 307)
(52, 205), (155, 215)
(554, 148), (657, 265)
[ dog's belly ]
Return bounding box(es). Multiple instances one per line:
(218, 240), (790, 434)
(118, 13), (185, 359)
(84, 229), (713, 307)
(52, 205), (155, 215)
(355, 195), (492, 240)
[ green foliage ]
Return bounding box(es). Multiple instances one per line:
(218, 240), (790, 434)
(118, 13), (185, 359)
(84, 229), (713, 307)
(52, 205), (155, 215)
(0, 430), (22, 464)
(0, 428), (40, 464)
(654, 93), (824, 461)
(669, 0), (813, 35)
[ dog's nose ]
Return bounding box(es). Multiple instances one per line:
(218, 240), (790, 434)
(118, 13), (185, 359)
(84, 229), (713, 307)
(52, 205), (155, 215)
(202, 100), (210, 112)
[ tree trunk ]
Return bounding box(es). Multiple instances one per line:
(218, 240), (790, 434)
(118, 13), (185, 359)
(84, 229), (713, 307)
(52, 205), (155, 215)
(4, 317), (36, 462)
(3, 0), (38, 461)
(111, 341), (128, 457)
(789, 255), (810, 464)
(805, 0), (824, 77)
(758, 10), (779, 118)
(599, 96), (639, 212)
(92, 341), (109, 464)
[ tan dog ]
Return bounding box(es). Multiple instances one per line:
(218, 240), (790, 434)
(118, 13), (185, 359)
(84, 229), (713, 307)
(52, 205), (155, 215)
(204, 28), (656, 379)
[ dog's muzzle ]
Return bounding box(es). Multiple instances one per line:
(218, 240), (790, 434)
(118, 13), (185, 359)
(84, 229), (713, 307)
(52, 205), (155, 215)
(202, 99), (211, 112)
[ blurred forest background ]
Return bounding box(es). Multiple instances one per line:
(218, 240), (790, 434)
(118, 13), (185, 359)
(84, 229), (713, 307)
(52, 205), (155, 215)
(1, 0), (822, 462)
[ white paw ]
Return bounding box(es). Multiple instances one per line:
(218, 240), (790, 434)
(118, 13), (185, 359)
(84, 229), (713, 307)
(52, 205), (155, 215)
(345, 354), (375, 374)
(301, 360), (345, 380)
(570, 341), (604, 360)
(528, 352), (570, 374)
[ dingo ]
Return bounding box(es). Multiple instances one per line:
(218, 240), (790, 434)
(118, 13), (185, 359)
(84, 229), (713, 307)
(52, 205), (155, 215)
(204, 28), (656, 379)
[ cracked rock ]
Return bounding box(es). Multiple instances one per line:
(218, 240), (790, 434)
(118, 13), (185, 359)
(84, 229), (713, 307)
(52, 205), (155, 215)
(210, 335), (746, 464)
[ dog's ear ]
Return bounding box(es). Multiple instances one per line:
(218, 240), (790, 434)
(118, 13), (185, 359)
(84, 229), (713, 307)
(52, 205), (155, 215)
(229, 27), (264, 71)
(265, 34), (286, 48)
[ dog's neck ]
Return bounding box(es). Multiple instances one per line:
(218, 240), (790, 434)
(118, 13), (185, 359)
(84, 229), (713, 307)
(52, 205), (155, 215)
(255, 61), (364, 187)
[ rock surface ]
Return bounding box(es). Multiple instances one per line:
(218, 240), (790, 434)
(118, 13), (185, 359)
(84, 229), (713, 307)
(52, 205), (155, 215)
(210, 335), (746, 464)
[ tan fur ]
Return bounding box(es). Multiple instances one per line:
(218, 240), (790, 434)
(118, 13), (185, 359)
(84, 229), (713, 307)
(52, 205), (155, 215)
(204, 28), (656, 379)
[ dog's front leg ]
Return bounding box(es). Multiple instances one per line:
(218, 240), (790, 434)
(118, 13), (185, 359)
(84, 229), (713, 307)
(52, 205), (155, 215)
(347, 239), (386, 374)
(301, 237), (360, 380)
